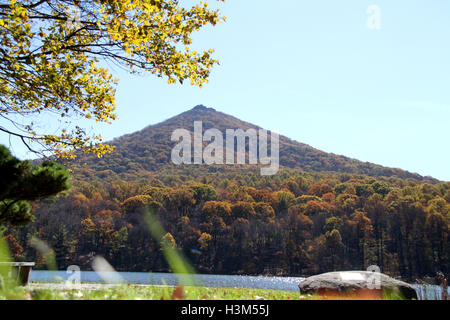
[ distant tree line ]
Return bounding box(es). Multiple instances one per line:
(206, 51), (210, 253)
(4, 169), (448, 281)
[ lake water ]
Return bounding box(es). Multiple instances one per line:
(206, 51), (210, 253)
(30, 270), (448, 300)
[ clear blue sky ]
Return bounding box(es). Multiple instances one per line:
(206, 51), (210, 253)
(4, 1), (450, 181)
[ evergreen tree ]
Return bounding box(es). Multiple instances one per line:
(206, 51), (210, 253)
(0, 145), (70, 226)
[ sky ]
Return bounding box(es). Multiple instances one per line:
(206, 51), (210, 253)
(2, 0), (450, 181)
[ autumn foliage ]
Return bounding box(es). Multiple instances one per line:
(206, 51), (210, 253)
(5, 168), (449, 280)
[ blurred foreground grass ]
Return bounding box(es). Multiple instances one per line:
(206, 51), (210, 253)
(2, 283), (408, 300)
(1, 283), (312, 300)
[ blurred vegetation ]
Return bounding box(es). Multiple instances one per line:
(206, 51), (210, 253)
(2, 283), (410, 300)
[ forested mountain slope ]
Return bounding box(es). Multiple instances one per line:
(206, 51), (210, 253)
(67, 105), (436, 183)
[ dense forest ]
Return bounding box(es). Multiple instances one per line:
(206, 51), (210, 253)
(4, 167), (449, 281)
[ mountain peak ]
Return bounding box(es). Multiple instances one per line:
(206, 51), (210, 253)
(75, 106), (435, 183)
(192, 104), (215, 112)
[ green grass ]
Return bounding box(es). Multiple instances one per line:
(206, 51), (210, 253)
(1, 283), (313, 300)
(2, 283), (409, 300)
